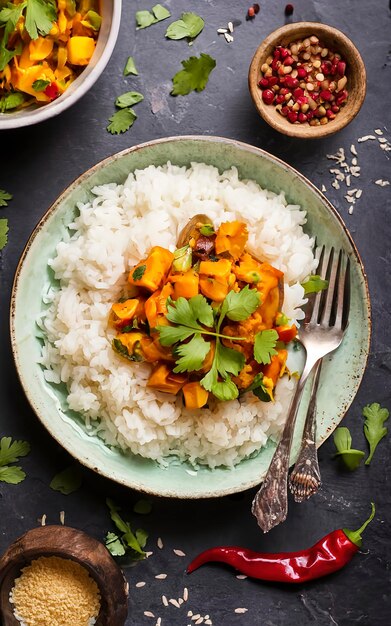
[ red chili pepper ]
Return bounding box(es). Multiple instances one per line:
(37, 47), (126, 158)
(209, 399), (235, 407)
(187, 503), (375, 583)
(276, 324), (297, 343)
(44, 82), (60, 101)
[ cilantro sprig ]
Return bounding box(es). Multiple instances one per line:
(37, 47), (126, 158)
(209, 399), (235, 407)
(0, 436), (30, 484)
(0, 189), (12, 207)
(363, 402), (389, 465)
(50, 465), (82, 495)
(136, 4), (170, 29)
(171, 53), (216, 96)
(166, 12), (204, 42)
(333, 427), (365, 471)
(105, 498), (147, 560)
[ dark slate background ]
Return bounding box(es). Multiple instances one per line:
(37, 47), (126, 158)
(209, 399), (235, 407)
(1, 1), (390, 624)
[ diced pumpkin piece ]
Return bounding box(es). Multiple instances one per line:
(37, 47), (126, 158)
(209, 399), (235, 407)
(183, 382), (209, 409)
(259, 285), (281, 328)
(113, 332), (146, 362)
(144, 283), (173, 328)
(29, 37), (54, 61)
(215, 221), (248, 259)
(199, 258), (232, 279)
(262, 350), (288, 386)
(140, 337), (175, 363)
(67, 36), (96, 65)
(129, 246), (174, 292)
(233, 253), (263, 284)
(170, 269), (199, 300)
(11, 64), (56, 101)
(109, 298), (146, 329)
(147, 363), (187, 394)
(199, 276), (228, 302)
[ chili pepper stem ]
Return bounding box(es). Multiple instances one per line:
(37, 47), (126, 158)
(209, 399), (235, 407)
(343, 502), (375, 548)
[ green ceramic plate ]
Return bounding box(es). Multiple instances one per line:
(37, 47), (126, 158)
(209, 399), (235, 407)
(10, 137), (371, 498)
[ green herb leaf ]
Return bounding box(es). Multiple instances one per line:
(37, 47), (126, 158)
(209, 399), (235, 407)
(106, 498), (146, 557)
(173, 334), (211, 373)
(363, 402), (389, 465)
(302, 274), (329, 295)
(215, 343), (245, 377)
(333, 426), (365, 471)
(115, 91), (144, 108)
(187, 294), (214, 327)
(276, 312), (289, 326)
(166, 12), (204, 41)
(81, 10), (101, 31)
(107, 108), (137, 134)
(135, 528), (148, 548)
(254, 329), (279, 365)
(112, 338), (143, 362)
(132, 264), (147, 281)
(220, 285), (260, 322)
(0, 91), (25, 111)
(200, 340), (242, 401)
(201, 365), (239, 402)
(166, 295), (213, 330)
(0, 218), (8, 251)
(32, 79), (50, 92)
(25, 0), (57, 40)
(105, 532), (126, 556)
(0, 466), (26, 484)
(157, 324), (196, 346)
(199, 224), (215, 236)
(136, 4), (170, 29)
(0, 437), (30, 466)
(0, 190), (12, 208)
(133, 499), (152, 515)
(123, 56), (138, 76)
(244, 373), (272, 402)
(50, 465), (82, 495)
(171, 53), (216, 96)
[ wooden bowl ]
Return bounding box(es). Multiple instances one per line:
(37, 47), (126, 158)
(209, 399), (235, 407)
(248, 22), (366, 139)
(0, 526), (128, 625)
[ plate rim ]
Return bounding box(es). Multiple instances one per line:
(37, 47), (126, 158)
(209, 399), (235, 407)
(9, 135), (371, 498)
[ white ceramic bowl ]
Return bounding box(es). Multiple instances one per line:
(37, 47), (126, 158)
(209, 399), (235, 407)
(0, 0), (122, 130)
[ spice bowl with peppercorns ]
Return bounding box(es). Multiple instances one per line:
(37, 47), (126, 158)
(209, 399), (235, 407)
(248, 22), (366, 139)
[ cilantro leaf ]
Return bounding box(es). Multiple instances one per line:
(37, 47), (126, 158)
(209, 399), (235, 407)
(123, 56), (138, 76)
(333, 426), (365, 471)
(25, 0), (57, 40)
(201, 364), (239, 402)
(0, 2), (25, 69)
(81, 10), (101, 31)
(0, 437), (30, 466)
(106, 498), (146, 558)
(166, 295), (212, 330)
(0, 91), (25, 111)
(363, 402), (389, 465)
(135, 528), (148, 548)
(132, 264), (147, 281)
(166, 12), (204, 41)
(187, 294), (214, 327)
(246, 374), (272, 402)
(173, 334), (211, 373)
(105, 531), (126, 556)
(136, 4), (170, 29)
(107, 108), (137, 134)
(200, 340), (241, 401)
(0, 41), (22, 72)
(0, 189), (12, 208)
(220, 285), (260, 322)
(216, 343), (245, 377)
(0, 466), (26, 484)
(157, 324), (196, 346)
(32, 79), (50, 92)
(302, 274), (329, 295)
(115, 91), (144, 108)
(171, 53), (216, 96)
(133, 499), (152, 515)
(50, 465), (82, 495)
(254, 329), (279, 364)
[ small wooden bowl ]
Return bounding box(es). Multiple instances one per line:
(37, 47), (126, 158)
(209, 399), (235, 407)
(0, 526), (128, 626)
(248, 22), (366, 139)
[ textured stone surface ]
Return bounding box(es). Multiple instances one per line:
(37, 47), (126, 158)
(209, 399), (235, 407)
(0, 1), (390, 624)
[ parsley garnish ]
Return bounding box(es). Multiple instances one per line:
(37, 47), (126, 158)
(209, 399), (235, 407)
(166, 12), (204, 42)
(107, 108), (137, 134)
(132, 264), (147, 281)
(136, 4), (170, 29)
(333, 426), (365, 470)
(115, 91), (144, 108)
(0, 189), (12, 207)
(32, 78), (50, 92)
(363, 402), (389, 465)
(50, 464), (82, 495)
(302, 274), (329, 295)
(123, 56), (138, 76)
(171, 53), (216, 96)
(0, 218), (9, 251)
(25, 0), (57, 40)
(0, 91), (26, 111)
(254, 329), (279, 365)
(0, 436), (30, 484)
(105, 498), (147, 559)
(157, 287), (260, 401)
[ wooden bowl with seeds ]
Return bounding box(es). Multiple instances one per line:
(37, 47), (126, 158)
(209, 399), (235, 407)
(0, 526), (128, 626)
(248, 22), (366, 139)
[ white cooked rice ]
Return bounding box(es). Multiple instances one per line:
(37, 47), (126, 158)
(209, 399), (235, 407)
(38, 162), (316, 468)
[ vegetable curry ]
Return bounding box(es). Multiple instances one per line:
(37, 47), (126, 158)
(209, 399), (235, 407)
(0, 0), (101, 111)
(109, 218), (298, 409)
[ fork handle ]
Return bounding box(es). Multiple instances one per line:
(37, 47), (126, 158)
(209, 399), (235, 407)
(251, 354), (319, 532)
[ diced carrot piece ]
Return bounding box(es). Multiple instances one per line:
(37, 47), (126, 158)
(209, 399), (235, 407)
(182, 382), (209, 409)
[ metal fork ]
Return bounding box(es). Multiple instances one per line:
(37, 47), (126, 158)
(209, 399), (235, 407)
(251, 246), (350, 532)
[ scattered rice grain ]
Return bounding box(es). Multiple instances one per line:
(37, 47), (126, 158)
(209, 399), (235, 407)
(169, 598), (181, 608)
(224, 32), (234, 43)
(350, 144), (357, 155)
(136, 581), (146, 588)
(228, 21), (234, 32)
(157, 537), (164, 549)
(348, 206), (354, 214)
(183, 587), (189, 601)
(375, 179), (390, 186)
(144, 611), (155, 618)
(358, 135), (376, 142)
(356, 189), (363, 198)
(378, 137), (387, 143)
(173, 549), (186, 557)
(234, 608), (248, 614)
(236, 574), (248, 579)
(59, 511), (65, 525)
(162, 595), (168, 607)
(374, 129), (383, 135)
(155, 574), (167, 580)
(195, 619), (204, 625)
